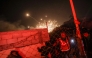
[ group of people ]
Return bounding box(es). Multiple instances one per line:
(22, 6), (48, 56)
(51, 31), (80, 58)
(38, 31), (74, 58)
(7, 29), (91, 58)
(38, 30), (91, 58)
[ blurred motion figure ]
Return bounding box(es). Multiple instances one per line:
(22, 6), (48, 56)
(7, 50), (22, 58)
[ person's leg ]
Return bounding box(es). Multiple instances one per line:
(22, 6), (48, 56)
(57, 51), (62, 58)
(64, 51), (70, 58)
(61, 52), (66, 58)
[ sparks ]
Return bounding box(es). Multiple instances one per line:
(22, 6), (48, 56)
(36, 20), (60, 32)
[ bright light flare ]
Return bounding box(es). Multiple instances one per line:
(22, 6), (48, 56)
(36, 20), (60, 32)
(70, 39), (75, 43)
(40, 18), (43, 20)
(27, 26), (30, 28)
(26, 13), (30, 17)
(45, 15), (47, 17)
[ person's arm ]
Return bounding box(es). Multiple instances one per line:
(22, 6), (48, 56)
(67, 37), (71, 50)
(55, 38), (61, 51)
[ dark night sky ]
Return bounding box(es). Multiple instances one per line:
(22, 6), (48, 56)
(0, 0), (92, 31)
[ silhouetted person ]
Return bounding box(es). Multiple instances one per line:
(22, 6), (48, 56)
(82, 32), (90, 58)
(57, 31), (70, 58)
(7, 50), (22, 58)
(37, 41), (51, 58)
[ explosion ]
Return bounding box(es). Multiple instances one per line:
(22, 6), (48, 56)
(36, 20), (60, 32)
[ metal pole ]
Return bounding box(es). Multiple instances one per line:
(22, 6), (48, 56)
(69, 0), (86, 58)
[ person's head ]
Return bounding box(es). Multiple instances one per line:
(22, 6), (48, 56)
(60, 32), (67, 39)
(45, 41), (51, 46)
(10, 50), (18, 56)
(83, 32), (89, 38)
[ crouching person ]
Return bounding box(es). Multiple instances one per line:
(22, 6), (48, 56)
(7, 50), (22, 58)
